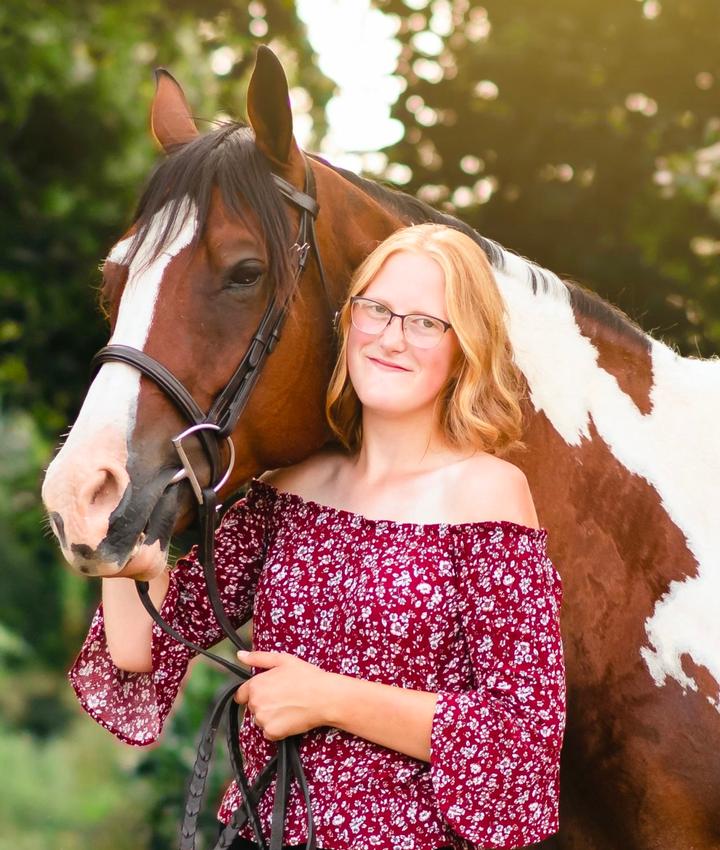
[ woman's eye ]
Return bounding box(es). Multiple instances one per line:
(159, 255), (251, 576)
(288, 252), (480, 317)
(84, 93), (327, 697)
(408, 316), (440, 332)
(225, 264), (264, 289)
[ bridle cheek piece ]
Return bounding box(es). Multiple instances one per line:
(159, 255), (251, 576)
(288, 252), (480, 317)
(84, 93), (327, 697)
(89, 154), (335, 850)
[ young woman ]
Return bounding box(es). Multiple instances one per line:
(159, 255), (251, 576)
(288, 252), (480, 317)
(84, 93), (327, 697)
(69, 223), (566, 850)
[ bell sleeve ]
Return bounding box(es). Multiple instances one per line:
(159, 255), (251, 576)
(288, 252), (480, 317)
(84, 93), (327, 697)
(430, 522), (566, 849)
(67, 479), (275, 746)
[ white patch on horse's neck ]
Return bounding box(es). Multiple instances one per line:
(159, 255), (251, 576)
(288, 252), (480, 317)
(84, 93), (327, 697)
(63, 198), (198, 450)
(494, 248), (720, 711)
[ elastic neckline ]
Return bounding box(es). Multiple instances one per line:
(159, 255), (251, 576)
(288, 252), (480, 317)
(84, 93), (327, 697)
(250, 477), (548, 538)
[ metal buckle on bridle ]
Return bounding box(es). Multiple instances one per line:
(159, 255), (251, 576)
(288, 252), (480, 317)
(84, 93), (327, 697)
(292, 240), (311, 273)
(169, 423), (236, 505)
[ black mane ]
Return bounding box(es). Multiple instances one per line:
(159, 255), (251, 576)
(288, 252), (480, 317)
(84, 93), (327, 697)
(125, 121), (294, 299)
(120, 125), (650, 354)
(308, 153), (651, 353)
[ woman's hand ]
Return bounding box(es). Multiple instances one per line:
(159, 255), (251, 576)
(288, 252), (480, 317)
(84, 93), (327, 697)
(234, 650), (337, 741)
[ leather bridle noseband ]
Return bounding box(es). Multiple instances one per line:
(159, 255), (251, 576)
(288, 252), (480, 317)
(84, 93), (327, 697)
(90, 154), (338, 850)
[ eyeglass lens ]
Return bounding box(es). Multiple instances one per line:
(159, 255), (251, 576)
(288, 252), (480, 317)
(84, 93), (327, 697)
(351, 299), (446, 348)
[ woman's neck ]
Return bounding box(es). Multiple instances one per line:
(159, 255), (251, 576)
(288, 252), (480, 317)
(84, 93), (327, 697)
(350, 406), (461, 486)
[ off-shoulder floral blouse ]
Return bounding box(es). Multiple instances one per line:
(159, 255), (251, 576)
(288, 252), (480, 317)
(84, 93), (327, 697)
(68, 476), (566, 850)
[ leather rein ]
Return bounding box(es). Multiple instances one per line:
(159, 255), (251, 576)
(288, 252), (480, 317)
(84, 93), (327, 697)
(90, 154), (337, 850)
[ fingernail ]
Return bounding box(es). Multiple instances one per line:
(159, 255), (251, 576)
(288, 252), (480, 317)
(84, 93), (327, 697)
(237, 650), (248, 657)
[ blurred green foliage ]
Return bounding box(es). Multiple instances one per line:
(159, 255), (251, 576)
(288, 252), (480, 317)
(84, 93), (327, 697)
(0, 703), (152, 850)
(375, 0), (720, 356)
(0, 1), (326, 845)
(0, 0), (330, 434)
(2, 0), (720, 846)
(0, 411), (73, 671)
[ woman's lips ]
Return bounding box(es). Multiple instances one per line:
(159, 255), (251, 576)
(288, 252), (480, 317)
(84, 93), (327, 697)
(368, 356), (410, 372)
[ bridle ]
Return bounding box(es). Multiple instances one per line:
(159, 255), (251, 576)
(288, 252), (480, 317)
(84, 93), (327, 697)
(90, 153), (338, 850)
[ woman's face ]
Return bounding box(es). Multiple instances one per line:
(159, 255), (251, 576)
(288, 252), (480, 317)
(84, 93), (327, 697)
(347, 250), (461, 419)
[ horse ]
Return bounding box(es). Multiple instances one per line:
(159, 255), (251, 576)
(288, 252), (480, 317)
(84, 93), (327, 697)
(41, 45), (720, 849)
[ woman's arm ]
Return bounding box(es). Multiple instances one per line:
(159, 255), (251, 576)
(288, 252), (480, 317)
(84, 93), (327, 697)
(102, 571), (170, 672)
(325, 674), (438, 762)
(68, 481), (275, 746)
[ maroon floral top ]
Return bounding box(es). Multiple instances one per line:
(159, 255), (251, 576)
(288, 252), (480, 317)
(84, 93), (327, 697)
(68, 477), (566, 850)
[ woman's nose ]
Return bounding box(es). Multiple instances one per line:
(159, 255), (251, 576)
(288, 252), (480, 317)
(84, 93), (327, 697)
(379, 314), (407, 348)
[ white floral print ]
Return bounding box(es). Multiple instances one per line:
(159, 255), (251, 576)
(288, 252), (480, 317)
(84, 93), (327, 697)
(68, 477), (565, 850)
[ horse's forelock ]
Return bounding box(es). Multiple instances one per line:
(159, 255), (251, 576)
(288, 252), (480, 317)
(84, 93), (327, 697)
(115, 121), (294, 301)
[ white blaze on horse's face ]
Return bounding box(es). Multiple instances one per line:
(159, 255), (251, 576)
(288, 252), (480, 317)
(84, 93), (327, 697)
(494, 250), (720, 713)
(41, 199), (198, 575)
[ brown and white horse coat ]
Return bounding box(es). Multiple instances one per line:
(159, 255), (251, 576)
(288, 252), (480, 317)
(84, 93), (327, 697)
(41, 47), (720, 849)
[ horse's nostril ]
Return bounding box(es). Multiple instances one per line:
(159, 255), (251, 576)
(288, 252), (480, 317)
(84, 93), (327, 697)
(87, 468), (127, 512)
(91, 471), (112, 506)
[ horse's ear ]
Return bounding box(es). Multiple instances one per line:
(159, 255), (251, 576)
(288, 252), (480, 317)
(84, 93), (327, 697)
(151, 68), (200, 153)
(247, 45), (300, 166)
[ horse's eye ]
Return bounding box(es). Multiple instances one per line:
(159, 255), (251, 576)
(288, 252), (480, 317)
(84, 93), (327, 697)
(225, 262), (264, 290)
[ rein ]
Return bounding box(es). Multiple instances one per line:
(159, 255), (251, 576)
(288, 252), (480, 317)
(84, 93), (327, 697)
(90, 153), (337, 850)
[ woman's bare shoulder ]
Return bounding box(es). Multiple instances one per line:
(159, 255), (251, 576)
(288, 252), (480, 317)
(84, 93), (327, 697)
(257, 445), (347, 496)
(451, 454), (540, 529)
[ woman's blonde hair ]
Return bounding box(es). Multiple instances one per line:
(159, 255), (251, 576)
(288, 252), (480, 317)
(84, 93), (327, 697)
(325, 223), (528, 457)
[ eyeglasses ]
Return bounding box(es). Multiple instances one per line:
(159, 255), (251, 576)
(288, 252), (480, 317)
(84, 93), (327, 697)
(349, 296), (453, 350)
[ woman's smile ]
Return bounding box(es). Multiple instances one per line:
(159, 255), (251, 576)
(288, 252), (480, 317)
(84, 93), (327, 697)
(367, 355), (412, 372)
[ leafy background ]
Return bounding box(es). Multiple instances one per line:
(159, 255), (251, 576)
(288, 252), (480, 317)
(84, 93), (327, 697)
(1, 0), (718, 847)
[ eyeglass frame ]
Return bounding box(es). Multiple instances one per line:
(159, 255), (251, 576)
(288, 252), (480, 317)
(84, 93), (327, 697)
(348, 296), (453, 347)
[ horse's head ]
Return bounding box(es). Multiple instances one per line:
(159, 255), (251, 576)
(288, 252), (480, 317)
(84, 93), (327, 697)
(41, 47), (379, 579)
